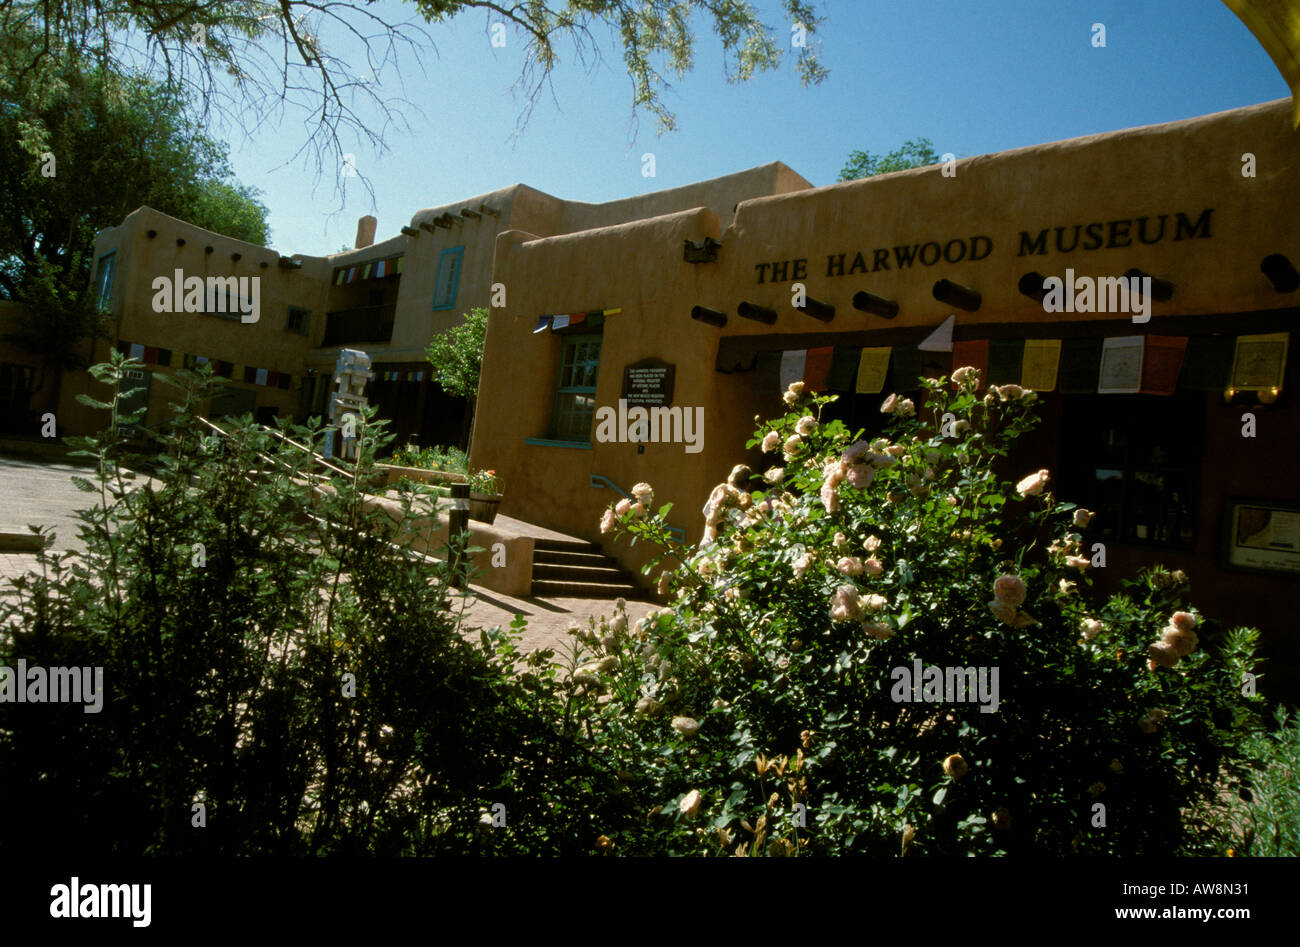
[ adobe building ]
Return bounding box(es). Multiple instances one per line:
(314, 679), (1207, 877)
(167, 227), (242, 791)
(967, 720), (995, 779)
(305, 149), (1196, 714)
(41, 163), (809, 445)
(471, 99), (1299, 692)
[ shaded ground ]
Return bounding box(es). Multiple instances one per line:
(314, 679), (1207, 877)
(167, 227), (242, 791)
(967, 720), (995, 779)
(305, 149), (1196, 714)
(0, 453), (654, 658)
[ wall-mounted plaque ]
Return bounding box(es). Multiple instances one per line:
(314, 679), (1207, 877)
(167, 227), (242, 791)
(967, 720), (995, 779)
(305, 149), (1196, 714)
(1222, 497), (1300, 578)
(621, 357), (675, 407)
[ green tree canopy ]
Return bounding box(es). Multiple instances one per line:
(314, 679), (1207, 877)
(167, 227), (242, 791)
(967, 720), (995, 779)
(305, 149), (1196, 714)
(425, 307), (488, 401)
(837, 137), (941, 181)
(0, 1), (828, 189)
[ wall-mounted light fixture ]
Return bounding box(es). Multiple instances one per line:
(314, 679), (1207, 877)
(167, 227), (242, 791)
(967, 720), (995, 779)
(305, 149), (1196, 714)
(1261, 254), (1299, 293)
(1018, 271), (1049, 302)
(1124, 268), (1174, 302)
(1224, 386), (1281, 407)
(851, 290), (899, 319)
(691, 305), (727, 327)
(737, 301), (777, 324)
(933, 278), (981, 312)
(794, 295), (835, 322)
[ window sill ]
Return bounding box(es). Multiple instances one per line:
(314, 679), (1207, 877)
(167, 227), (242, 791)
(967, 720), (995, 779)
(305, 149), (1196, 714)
(525, 437), (592, 450)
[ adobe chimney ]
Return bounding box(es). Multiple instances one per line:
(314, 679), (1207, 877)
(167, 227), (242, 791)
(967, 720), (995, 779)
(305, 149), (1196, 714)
(355, 215), (377, 249)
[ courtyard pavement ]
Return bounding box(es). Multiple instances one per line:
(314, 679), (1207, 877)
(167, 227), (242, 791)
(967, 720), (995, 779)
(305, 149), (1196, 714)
(0, 453), (655, 657)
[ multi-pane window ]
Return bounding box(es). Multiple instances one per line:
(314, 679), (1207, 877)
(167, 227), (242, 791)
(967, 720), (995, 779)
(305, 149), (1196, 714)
(286, 306), (310, 334)
(431, 247), (464, 311)
(551, 334), (601, 442)
(1057, 393), (1204, 549)
(93, 252), (116, 312)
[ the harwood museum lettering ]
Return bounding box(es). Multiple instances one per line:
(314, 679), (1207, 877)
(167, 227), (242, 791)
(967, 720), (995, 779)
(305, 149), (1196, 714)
(752, 208), (1213, 283)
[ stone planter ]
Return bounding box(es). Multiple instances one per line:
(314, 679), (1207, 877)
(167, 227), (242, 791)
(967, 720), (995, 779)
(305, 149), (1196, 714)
(469, 492), (503, 525)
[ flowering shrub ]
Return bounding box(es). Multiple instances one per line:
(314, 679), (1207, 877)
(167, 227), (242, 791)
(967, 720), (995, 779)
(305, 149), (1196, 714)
(586, 371), (1264, 855)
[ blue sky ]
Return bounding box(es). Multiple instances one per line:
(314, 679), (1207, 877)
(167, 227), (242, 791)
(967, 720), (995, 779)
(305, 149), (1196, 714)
(220, 0), (1290, 256)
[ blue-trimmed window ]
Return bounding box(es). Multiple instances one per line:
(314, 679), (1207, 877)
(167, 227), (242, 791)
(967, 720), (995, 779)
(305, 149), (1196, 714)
(431, 246), (464, 311)
(93, 252), (117, 312)
(551, 333), (601, 442)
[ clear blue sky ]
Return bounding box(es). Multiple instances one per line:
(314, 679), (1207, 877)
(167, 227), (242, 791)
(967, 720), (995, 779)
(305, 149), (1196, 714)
(220, 0), (1290, 256)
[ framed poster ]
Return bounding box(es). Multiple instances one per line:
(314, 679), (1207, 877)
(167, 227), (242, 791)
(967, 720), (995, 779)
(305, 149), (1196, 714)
(1230, 332), (1289, 391)
(1098, 336), (1144, 393)
(1222, 497), (1300, 578)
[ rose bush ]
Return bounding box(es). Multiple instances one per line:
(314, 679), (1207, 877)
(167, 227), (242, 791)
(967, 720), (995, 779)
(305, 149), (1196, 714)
(581, 369), (1264, 855)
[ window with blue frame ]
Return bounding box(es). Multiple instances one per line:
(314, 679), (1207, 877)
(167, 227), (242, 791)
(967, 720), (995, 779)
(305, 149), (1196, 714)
(431, 247), (464, 311)
(93, 252), (116, 312)
(551, 333), (602, 442)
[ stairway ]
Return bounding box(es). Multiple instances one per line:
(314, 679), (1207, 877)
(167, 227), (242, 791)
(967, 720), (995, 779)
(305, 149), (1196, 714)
(530, 537), (640, 599)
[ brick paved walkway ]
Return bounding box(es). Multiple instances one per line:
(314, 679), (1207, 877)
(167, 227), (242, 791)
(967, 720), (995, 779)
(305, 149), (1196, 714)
(0, 454), (655, 656)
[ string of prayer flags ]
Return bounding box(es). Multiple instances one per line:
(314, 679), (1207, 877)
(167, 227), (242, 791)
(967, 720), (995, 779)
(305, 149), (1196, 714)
(918, 314), (955, 352)
(754, 350), (782, 397)
(1098, 336), (1145, 394)
(826, 346), (860, 391)
(551, 314), (571, 330)
(779, 350), (806, 393)
(255, 368), (269, 387)
(128, 342), (145, 360)
(1139, 336), (1188, 395)
(1180, 335), (1235, 390)
(987, 339), (1025, 386)
(855, 347), (891, 394)
(533, 316), (552, 334)
(143, 346), (159, 365)
(1020, 339), (1062, 391)
(1058, 337), (1103, 393)
(1231, 332), (1289, 391)
(804, 346), (834, 392)
(951, 339), (989, 388)
(888, 344), (924, 393)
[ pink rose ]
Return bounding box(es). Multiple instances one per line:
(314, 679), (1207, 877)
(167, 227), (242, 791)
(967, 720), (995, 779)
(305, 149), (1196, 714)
(988, 600), (1017, 624)
(1010, 610), (1039, 628)
(992, 574), (1027, 607)
(761, 431), (781, 453)
(1073, 508), (1094, 527)
(863, 558), (884, 576)
(951, 366), (979, 388)
(1171, 611), (1197, 632)
(880, 393), (900, 414)
(795, 415), (817, 436)
(1065, 555), (1090, 571)
(600, 509), (617, 534)
(862, 621), (894, 640)
(830, 585), (862, 622)
(1016, 469), (1051, 497)
(863, 535), (882, 553)
(1147, 640), (1180, 669)
(1162, 626), (1198, 658)
(836, 556), (864, 576)
(841, 440), (871, 464)
(846, 463), (874, 489)
(820, 481), (840, 514)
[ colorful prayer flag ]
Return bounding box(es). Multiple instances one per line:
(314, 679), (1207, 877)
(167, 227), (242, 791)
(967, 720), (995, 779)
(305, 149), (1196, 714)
(951, 339), (989, 388)
(987, 339), (1025, 386)
(255, 368), (269, 387)
(128, 343), (145, 360)
(1180, 335), (1235, 390)
(1230, 332), (1289, 391)
(1058, 337), (1103, 393)
(804, 347), (834, 392)
(1139, 336), (1188, 395)
(1098, 336), (1145, 393)
(827, 347), (860, 391)
(855, 347), (891, 394)
(888, 345), (924, 392)
(1020, 339), (1062, 391)
(533, 316), (552, 334)
(551, 314), (571, 330)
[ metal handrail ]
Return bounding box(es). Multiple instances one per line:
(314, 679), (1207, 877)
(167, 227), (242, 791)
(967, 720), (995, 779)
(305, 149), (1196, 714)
(589, 473), (686, 543)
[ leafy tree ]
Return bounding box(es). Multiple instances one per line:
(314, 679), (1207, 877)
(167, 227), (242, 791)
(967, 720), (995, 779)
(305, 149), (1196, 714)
(0, 31), (269, 401)
(0, 1), (829, 190)
(838, 137), (940, 181)
(425, 306), (488, 449)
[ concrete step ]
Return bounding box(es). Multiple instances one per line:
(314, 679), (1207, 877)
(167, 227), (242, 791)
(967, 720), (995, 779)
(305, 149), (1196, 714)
(530, 579), (640, 599)
(533, 548), (614, 568)
(533, 537), (603, 554)
(533, 561), (636, 583)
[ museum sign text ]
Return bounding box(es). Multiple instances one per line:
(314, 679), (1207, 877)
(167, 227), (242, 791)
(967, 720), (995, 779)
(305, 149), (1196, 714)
(752, 208), (1213, 283)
